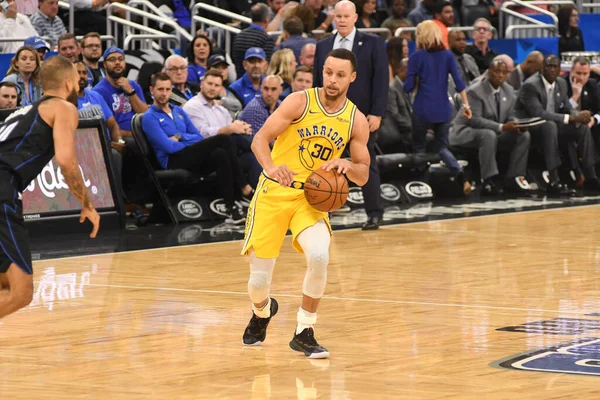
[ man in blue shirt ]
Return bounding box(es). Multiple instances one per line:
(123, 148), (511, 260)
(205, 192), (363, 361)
(275, 16), (316, 65)
(239, 75), (282, 136)
(229, 47), (267, 108)
(231, 3), (274, 77)
(142, 73), (253, 224)
(93, 46), (149, 136)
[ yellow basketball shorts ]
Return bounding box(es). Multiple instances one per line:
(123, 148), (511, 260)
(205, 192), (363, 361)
(241, 174), (332, 259)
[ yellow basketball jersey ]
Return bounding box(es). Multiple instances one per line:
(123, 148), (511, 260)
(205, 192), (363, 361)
(270, 88), (357, 183)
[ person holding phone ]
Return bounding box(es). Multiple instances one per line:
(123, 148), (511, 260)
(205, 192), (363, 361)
(0, 0), (39, 54)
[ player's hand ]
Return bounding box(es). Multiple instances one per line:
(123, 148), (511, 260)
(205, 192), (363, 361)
(366, 115), (381, 132)
(265, 165), (298, 187)
(80, 206), (100, 238)
(321, 158), (352, 174)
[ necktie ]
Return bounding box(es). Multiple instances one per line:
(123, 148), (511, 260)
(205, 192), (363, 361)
(494, 91), (501, 121)
(340, 37), (350, 50)
(546, 86), (555, 112)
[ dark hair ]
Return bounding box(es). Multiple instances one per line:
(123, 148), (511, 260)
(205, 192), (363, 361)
(433, 0), (452, 16)
(186, 34), (213, 65)
(557, 4), (578, 37)
(202, 68), (224, 82)
(81, 32), (101, 48)
(251, 3), (270, 23)
(353, 0), (372, 18)
(292, 5), (315, 33)
(386, 36), (406, 72)
(326, 49), (357, 72)
(57, 33), (78, 48)
(0, 81), (21, 107)
(572, 55), (591, 67)
(293, 65), (313, 80)
(150, 72), (171, 87)
(283, 16), (304, 36)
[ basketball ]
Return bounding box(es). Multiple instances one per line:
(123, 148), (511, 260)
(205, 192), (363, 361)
(304, 169), (349, 212)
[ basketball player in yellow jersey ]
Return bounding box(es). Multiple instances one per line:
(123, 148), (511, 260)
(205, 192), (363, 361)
(241, 49), (370, 358)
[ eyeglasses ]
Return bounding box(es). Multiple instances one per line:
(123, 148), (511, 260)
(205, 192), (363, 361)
(474, 26), (491, 33)
(105, 56), (125, 63)
(83, 44), (101, 49)
(167, 67), (187, 72)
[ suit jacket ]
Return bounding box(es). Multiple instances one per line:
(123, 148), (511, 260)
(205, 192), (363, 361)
(515, 73), (575, 123)
(448, 53), (480, 96)
(379, 77), (412, 147)
(451, 76), (517, 139)
(313, 30), (389, 117)
(564, 72), (600, 119)
(506, 66), (525, 91)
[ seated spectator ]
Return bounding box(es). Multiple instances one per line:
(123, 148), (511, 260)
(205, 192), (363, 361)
(267, 0), (299, 32)
(387, 37), (410, 75)
(448, 30), (480, 95)
(182, 69), (261, 187)
(142, 73), (251, 224)
(291, 66), (313, 93)
(408, 0), (435, 26)
(57, 33), (81, 63)
(81, 32), (105, 88)
(275, 16), (317, 65)
(164, 55), (199, 107)
(0, 0), (39, 54)
(70, 0), (109, 35)
(465, 18), (498, 74)
(379, 61), (412, 153)
(355, 0), (380, 28)
(186, 34), (212, 85)
(0, 82), (19, 109)
(24, 36), (50, 61)
(299, 43), (316, 68)
(17, 0), (38, 16)
(515, 55), (599, 194)
(507, 51), (543, 91)
(382, 0), (407, 35)
(150, 0), (192, 30)
(267, 49), (297, 100)
(93, 46), (149, 136)
(229, 47), (267, 107)
(432, 1), (454, 49)
(29, 0), (66, 49)
(239, 75), (283, 136)
(450, 59), (531, 195)
(305, 0), (333, 32)
(232, 3), (275, 78)
(2, 46), (42, 106)
(558, 5), (584, 55)
(206, 54), (243, 119)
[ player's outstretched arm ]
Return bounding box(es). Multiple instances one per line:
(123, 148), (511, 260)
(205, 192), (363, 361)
(251, 91), (306, 187)
(321, 110), (370, 186)
(52, 101), (100, 238)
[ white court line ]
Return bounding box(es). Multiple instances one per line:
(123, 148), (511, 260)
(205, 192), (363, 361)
(34, 203), (600, 263)
(84, 283), (587, 315)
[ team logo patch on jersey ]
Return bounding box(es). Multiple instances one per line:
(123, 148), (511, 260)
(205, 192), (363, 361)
(492, 337), (600, 377)
(298, 138), (335, 171)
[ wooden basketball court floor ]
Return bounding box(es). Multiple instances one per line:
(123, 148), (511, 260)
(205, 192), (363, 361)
(2, 204), (600, 399)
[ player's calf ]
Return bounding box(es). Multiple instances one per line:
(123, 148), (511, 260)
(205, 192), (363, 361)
(0, 263), (33, 319)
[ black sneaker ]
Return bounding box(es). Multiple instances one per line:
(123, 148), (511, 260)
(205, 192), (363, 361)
(226, 204), (246, 225)
(242, 298), (278, 346)
(289, 327), (330, 359)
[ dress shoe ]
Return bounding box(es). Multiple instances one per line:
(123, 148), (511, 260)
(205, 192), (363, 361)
(583, 177), (600, 192)
(480, 179), (500, 196)
(504, 176), (533, 195)
(546, 181), (576, 196)
(362, 216), (382, 231)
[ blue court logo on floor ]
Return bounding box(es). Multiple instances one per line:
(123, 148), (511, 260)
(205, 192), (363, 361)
(492, 337), (600, 376)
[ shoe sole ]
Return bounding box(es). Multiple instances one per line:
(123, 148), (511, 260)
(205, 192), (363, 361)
(289, 340), (330, 359)
(242, 298), (279, 346)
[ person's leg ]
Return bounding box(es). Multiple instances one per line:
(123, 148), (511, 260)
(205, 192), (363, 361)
(434, 121), (471, 194)
(499, 130), (530, 180)
(213, 135), (253, 196)
(360, 131), (383, 226)
(0, 263), (33, 319)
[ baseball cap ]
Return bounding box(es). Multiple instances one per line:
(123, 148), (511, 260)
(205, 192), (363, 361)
(207, 54), (230, 68)
(24, 36), (49, 51)
(103, 46), (125, 60)
(244, 47), (266, 61)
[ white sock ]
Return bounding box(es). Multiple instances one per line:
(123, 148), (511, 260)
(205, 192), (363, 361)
(296, 307), (317, 335)
(252, 297), (271, 318)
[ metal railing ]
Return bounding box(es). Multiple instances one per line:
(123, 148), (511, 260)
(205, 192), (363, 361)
(191, 2), (251, 26)
(505, 23), (557, 37)
(500, 0), (560, 38)
(76, 35), (116, 46)
(107, 3), (182, 50)
(124, 34), (179, 51)
(191, 16), (241, 56)
(394, 26), (498, 39)
(127, 0), (193, 42)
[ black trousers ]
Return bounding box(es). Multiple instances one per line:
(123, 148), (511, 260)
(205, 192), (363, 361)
(168, 135), (247, 208)
(362, 131), (383, 218)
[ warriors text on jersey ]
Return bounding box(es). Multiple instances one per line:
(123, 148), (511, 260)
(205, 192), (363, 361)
(270, 88), (356, 183)
(0, 97), (56, 191)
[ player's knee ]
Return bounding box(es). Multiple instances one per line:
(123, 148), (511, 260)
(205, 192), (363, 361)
(306, 248), (329, 277)
(13, 284), (33, 308)
(249, 270), (270, 291)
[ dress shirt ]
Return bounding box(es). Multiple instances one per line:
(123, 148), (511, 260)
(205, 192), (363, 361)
(182, 92), (233, 138)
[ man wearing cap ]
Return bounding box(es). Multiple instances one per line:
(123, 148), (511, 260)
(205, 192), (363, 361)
(164, 54), (199, 107)
(93, 46), (149, 136)
(229, 47), (267, 108)
(29, 0), (66, 48)
(206, 53), (242, 118)
(0, 0), (39, 54)
(24, 36), (50, 61)
(232, 3), (274, 78)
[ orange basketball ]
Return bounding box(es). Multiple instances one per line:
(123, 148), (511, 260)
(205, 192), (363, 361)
(304, 169), (349, 212)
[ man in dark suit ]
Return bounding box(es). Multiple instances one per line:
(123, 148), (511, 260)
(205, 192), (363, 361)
(515, 55), (600, 194)
(506, 51), (543, 91)
(450, 59), (531, 195)
(313, 0), (389, 230)
(564, 56), (600, 174)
